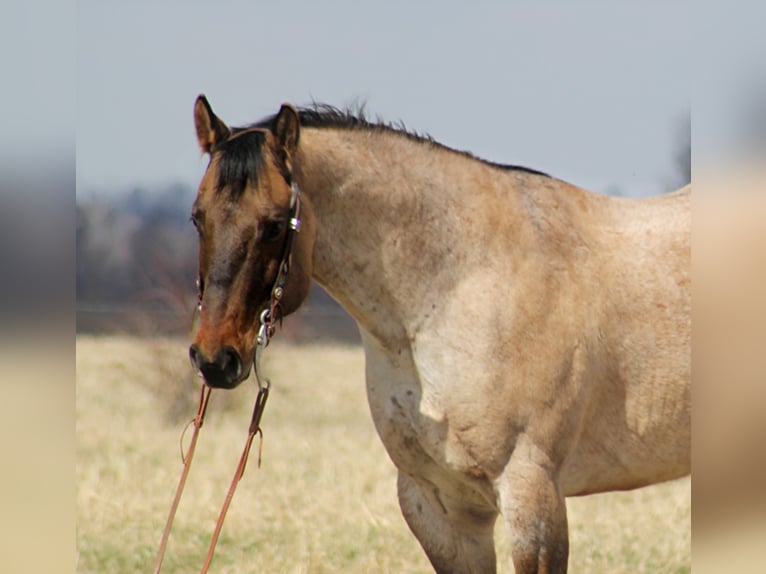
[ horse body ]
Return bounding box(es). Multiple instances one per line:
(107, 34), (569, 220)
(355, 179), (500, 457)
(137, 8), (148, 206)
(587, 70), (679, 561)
(189, 98), (690, 573)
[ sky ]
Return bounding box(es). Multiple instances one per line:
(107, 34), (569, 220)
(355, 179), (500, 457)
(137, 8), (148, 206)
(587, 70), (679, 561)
(73, 1), (696, 200)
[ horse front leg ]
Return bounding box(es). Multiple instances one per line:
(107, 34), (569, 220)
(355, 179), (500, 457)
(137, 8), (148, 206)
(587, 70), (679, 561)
(496, 445), (569, 574)
(397, 471), (497, 574)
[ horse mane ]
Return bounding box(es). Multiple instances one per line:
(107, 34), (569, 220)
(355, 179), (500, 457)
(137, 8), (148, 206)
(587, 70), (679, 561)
(212, 129), (268, 199)
(216, 103), (549, 199)
(251, 103), (550, 179)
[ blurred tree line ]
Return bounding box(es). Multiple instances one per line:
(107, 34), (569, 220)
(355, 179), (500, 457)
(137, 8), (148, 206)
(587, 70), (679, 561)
(673, 112), (691, 188)
(76, 183), (199, 333)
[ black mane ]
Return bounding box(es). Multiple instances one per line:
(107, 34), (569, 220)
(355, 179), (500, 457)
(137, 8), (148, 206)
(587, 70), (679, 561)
(216, 104), (549, 197)
(254, 103), (550, 178)
(213, 129), (267, 199)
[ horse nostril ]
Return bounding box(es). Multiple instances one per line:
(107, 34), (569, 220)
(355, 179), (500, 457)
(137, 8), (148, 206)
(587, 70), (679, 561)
(217, 346), (243, 381)
(189, 344), (203, 374)
(188, 344), (243, 388)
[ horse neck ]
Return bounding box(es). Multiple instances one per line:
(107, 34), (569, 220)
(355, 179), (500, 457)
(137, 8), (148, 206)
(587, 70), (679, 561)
(293, 127), (545, 346)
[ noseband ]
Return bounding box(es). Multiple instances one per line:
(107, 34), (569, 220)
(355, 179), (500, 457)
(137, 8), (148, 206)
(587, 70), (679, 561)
(153, 180), (303, 573)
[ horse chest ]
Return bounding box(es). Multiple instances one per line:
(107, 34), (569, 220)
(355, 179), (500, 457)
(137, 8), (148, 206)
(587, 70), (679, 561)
(362, 341), (468, 481)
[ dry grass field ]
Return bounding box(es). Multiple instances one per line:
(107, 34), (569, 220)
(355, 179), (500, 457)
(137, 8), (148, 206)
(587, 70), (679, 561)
(76, 336), (689, 573)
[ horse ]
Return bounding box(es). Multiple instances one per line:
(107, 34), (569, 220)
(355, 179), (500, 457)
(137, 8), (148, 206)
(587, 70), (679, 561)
(187, 95), (691, 573)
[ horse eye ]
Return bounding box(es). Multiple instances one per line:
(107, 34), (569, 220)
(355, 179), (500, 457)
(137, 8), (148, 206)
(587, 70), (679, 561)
(190, 215), (202, 234)
(262, 220), (286, 242)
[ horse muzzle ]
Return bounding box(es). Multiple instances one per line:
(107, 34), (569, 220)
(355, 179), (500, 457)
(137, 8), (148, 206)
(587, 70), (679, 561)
(189, 344), (250, 389)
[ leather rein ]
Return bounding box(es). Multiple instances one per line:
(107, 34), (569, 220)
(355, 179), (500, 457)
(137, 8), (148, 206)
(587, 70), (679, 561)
(152, 182), (302, 573)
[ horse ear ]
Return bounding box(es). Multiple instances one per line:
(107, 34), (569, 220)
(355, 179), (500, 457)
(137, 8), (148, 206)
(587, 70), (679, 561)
(194, 95), (230, 154)
(272, 104), (300, 170)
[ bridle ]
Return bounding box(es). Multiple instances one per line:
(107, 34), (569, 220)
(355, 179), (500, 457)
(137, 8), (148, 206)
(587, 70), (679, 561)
(152, 180), (302, 574)
(255, 180), (302, 373)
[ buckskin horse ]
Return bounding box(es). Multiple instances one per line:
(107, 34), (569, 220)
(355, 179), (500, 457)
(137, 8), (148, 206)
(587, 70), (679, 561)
(187, 95), (690, 573)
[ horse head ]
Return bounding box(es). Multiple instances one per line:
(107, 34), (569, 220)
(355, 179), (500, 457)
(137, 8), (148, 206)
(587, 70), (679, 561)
(188, 95), (316, 388)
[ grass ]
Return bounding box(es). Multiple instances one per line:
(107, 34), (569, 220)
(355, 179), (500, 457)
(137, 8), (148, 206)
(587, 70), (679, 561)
(76, 335), (689, 573)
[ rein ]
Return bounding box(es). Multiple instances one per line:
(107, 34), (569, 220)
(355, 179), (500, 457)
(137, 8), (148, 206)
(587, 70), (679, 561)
(152, 182), (302, 574)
